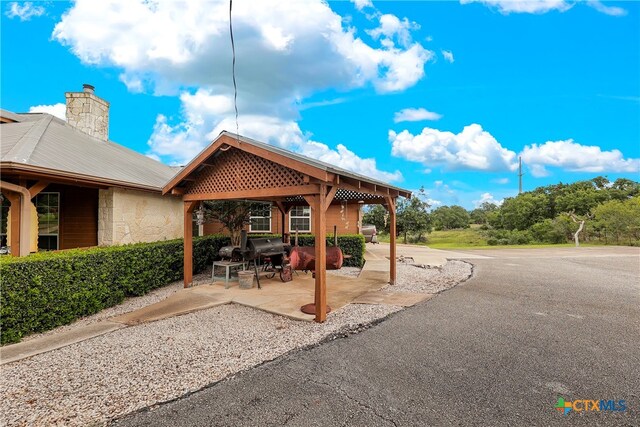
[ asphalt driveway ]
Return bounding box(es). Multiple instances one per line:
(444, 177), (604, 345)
(113, 246), (640, 426)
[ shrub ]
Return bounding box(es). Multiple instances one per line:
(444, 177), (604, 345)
(0, 235), (230, 345)
(485, 229), (533, 245)
(530, 219), (567, 244)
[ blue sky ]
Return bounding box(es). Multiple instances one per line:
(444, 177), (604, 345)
(2, 0), (638, 209)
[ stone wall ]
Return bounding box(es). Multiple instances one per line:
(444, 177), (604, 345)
(65, 91), (110, 142)
(98, 188), (183, 246)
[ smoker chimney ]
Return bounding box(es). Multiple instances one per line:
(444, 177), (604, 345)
(65, 84), (110, 142)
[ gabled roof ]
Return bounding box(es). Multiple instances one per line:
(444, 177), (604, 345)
(0, 111), (177, 191)
(163, 131), (411, 200)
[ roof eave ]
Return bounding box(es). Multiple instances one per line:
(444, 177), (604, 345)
(0, 162), (164, 193)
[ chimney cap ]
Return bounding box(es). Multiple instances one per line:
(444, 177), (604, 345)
(83, 84), (95, 94)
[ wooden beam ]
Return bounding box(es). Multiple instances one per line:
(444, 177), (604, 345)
(385, 196), (397, 286)
(171, 188), (185, 196)
(28, 181), (49, 198)
(325, 186), (338, 211)
(274, 201), (287, 216)
(183, 184), (321, 202)
(340, 181), (392, 199)
(302, 195), (315, 207)
(183, 201), (197, 288)
(314, 184), (328, 322)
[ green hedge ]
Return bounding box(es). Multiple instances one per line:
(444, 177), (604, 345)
(0, 235), (230, 345)
(0, 233), (364, 345)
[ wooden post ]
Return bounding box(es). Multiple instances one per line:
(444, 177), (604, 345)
(386, 196), (397, 285)
(275, 201), (288, 243)
(5, 192), (21, 256)
(314, 185), (328, 322)
(183, 201), (197, 288)
(1, 180), (32, 257)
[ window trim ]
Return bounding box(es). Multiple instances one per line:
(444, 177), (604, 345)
(289, 206), (312, 233)
(35, 192), (60, 251)
(249, 203), (272, 233)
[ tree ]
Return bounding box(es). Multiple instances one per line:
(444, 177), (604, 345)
(470, 202), (498, 225)
(396, 189), (431, 243)
(566, 211), (592, 247)
(431, 205), (471, 230)
(592, 197), (640, 244)
(201, 200), (255, 245)
(499, 193), (549, 230)
(362, 204), (389, 234)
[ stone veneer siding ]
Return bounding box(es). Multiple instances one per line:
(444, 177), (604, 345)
(65, 91), (110, 142)
(98, 188), (183, 246)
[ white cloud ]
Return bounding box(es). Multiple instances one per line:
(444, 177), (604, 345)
(586, 0), (627, 16)
(460, 0), (573, 14)
(473, 192), (503, 207)
(442, 50), (454, 63)
(51, 0), (429, 182)
(491, 177), (510, 184)
(351, 0), (373, 11)
(53, 0), (432, 97)
(394, 108), (442, 123)
(300, 140), (403, 183)
(366, 14), (419, 48)
(147, 91), (402, 182)
(29, 103), (66, 120)
(461, 0), (627, 16)
(390, 124), (518, 172)
(5, 2), (45, 21)
(520, 139), (640, 177)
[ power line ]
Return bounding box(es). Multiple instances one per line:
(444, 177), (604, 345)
(229, 0), (239, 140)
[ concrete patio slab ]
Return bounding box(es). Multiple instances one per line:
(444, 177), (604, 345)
(353, 291), (434, 307)
(1, 321), (125, 365)
(111, 291), (231, 326)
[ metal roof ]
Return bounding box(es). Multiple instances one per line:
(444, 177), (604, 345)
(0, 109), (42, 123)
(1, 112), (177, 191)
(215, 131), (409, 194)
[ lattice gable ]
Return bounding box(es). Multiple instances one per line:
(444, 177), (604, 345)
(185, 147), (306, 195)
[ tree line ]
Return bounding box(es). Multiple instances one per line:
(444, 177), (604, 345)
(363, 177), (640, 246)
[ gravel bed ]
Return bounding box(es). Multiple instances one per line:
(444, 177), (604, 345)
(0, 261), (471, 427)
(387, 260), (473, 294)
(19, 271), (212, 344)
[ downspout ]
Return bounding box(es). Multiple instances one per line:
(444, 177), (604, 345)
(0, 180), (31, 256)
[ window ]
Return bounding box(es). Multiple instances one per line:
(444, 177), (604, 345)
(250, 203), (272, 232)
(289, 206), (311, 233)
(35, 192), (59, 251)
(0, 195), (9, 247)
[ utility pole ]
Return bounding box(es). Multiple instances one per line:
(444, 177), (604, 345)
(518, 156), (523, 194)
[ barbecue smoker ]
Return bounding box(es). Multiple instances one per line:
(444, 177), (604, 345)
(218, 231), (292, 288)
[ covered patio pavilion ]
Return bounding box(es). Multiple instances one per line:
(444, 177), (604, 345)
(163, 132), (411, 322)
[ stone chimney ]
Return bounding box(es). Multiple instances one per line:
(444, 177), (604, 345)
(65, 84), (110, 142)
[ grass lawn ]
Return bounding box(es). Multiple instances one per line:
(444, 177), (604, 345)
(377, 228), (604, 249)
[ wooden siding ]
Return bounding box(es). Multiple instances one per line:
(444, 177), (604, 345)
(45, 184), (99, 249)
(203, 204), (361, 236)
